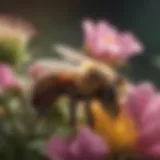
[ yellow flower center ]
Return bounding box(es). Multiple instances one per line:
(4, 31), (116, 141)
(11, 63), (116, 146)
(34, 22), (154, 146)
(103, 36), (116, 45)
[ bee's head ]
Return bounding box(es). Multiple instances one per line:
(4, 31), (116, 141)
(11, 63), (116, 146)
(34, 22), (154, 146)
(98, 76), (126, 116)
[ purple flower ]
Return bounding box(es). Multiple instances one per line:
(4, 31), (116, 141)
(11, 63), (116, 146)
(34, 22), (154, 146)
(46, 127), (108, 160)
(82, 19), (143, 63)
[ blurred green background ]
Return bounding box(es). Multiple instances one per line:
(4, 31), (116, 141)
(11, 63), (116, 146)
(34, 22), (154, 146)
(0, 0), (160, 86)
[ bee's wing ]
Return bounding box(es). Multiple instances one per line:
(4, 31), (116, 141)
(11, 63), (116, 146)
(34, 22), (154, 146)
(31, 59), (84, 76)
(53, 44), (117, 81)
(53, 44), (92, 64)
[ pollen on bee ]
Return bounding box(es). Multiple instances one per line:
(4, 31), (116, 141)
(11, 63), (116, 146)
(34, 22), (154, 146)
(81, 62), (95, 73)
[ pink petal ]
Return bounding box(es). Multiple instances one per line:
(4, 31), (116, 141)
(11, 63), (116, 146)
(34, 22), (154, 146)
(119, 32), (144, 58)
(0, 64), (17, 89)
(70, 127), (107, 157)
(126, 82), (155, 124)
(95, 21), (120, 58)
(46, 128), (108, 160)
(82, 19), (144, 62)
(141, 94), (160, 125)
(148, 144), (160, 157)
(135, 91), (160, 157)
(137, 143), (160, 157)
(138, 119), (160, 146)
(82, 19), (96, 50)
(46, 136), (70, 160)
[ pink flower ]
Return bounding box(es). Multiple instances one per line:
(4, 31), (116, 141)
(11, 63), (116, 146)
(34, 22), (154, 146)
(126, 82), (160, 157)
(46, 127), (108, 160)
(82, 19), (143, 62)
(136, 94), (160, 157)
(126, 82), (156, 125)
(0, 63), (18, 91)
(47, 136), (70, 160)
(0, 15), (36, 45)
(119, 32), (143, 58)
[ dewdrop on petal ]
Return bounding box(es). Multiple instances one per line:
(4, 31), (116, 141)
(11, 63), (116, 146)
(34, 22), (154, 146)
(0, 15), (37, 66)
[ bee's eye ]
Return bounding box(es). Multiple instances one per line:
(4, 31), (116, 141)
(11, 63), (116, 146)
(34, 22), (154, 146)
(100, 85), (120, 116)
(105, 86), (117, 101)
(99, 85), (117, 104)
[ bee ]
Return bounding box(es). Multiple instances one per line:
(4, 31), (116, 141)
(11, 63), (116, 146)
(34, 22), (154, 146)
(31, 44), (127, 128)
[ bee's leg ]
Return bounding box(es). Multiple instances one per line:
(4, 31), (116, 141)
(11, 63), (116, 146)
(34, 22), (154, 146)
(107, 102), (119, 117)
(100, 99), (119, 118)
(85, 98), (94, 128)
(68, 98), (77, 129)
(99, 86), (120, 117)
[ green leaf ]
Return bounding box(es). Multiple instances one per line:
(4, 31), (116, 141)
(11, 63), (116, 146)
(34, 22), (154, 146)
(24, 148), (48, 160)
(27, 139), (47, 156)
(53, 125), (73, 137)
